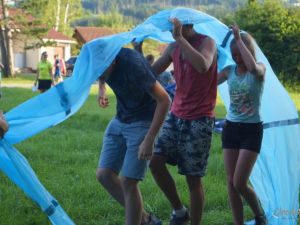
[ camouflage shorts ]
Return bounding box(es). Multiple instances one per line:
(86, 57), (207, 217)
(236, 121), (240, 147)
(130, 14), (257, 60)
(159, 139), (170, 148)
(154, 112), (214, 177)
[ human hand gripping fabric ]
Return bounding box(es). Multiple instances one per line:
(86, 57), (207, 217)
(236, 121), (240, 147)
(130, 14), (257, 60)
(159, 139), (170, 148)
(0, 111), (9, 139)
(170, 18), (183, 41)
(230, 23), (241, 41)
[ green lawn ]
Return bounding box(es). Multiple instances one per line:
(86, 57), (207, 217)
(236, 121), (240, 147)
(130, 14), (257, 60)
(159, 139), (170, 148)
(0, 84), (299, 225)
(1, 73), (36, 84)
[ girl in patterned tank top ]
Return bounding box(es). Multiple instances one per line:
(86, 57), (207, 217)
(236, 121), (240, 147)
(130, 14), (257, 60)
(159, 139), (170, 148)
(218, 24), (266, 225)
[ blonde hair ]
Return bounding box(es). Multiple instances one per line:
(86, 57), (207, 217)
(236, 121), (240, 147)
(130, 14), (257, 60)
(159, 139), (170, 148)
(231, 33), (256, 61)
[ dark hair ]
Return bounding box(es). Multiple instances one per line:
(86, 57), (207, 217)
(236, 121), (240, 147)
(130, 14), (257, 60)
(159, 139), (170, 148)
(183, 24), (193, 28)
(230, 33), (256, 61)
(41, 51), (48, 60)
(145, 54), (155, 64)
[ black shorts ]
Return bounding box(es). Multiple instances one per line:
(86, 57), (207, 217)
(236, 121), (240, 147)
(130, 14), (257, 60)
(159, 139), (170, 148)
(38, 79), (52, 90)
(221, 120), (263, 153)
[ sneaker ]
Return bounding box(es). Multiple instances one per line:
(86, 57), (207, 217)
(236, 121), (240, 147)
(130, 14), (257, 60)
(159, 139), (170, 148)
(169, 211), (190, 225)
(255, 214), (267, 225)
(142, 214), (162, 225)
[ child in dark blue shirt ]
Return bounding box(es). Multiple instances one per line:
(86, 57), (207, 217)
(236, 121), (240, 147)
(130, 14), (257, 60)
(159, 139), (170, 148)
(96, 48), (170, 225)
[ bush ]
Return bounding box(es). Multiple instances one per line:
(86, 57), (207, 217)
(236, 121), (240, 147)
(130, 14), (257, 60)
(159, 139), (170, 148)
(226, 0), (300, 86)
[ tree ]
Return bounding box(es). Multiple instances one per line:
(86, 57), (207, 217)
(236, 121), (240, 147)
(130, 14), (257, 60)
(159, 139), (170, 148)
(228, 0), (300, 85)
(20, 0), (83, 35)
(0, 0), (14, 76)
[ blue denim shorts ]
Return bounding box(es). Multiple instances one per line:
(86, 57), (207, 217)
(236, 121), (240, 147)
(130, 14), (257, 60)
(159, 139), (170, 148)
(154, 112), (214, 177)
(98, 118), (151, 180)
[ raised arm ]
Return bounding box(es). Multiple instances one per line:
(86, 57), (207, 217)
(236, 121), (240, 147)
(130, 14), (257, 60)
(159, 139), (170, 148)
(152, 43), (174, 76)
(218, 66), (231, 85)
(138, 82), (171, 160)
(232, 24), (265, 79)
(171, 18), (216, 73)
(132, 40), (144, 55)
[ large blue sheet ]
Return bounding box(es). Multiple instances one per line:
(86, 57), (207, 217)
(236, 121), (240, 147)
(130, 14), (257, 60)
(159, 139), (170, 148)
(0, 7), (299, 225)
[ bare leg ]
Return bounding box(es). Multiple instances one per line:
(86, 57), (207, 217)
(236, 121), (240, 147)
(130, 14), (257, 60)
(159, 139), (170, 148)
(96, 168), (149, 223)
(234, 149), (263, 217)
(186, 176), (203, 225)
(96, 168), (125, 205)
(223, 149), (243, 225)
(150, 155), (183, 210)
(121, 177), (143, 225)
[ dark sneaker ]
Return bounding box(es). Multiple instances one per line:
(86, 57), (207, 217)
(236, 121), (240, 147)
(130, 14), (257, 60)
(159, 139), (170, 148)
(169, 211), (190, 225)
(255, 214), (267, 225)
(142, 214), (162, 225)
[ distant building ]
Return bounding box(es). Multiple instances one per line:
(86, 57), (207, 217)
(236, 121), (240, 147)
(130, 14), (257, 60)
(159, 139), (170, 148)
(73, 26), (116, 45)
(4, 0), (15, 6)
(72, 26), (172, 70)
(23, 28), (75, 71)
(0, 7), (75, 72)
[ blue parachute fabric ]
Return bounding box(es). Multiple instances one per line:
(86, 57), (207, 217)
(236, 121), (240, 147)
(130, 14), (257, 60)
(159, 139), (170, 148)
(0, 139), (75, 224)
(0, 7), (299, 225)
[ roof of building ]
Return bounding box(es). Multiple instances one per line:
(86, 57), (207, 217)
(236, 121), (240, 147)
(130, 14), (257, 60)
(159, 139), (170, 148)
(0, 7), (35, 29)
(43, 28), (73, 41)
(73, 26), (116, 44)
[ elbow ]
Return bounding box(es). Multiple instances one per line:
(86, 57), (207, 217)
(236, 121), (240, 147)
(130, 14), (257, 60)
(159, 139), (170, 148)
(194, 59), (212, 73)
(196, 63), (210, 74)
(249, 67), (257, 74)
(164, 94), (171, 109)
(162, 93), (171, 110)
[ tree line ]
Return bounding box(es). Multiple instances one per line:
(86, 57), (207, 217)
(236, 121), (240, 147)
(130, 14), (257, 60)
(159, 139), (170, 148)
(1, 0), (300, 86)
(227, 0), (300, 87)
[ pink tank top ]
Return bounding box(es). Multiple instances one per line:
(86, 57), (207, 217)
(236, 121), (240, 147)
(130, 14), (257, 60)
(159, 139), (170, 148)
(171, 34), (218, 119)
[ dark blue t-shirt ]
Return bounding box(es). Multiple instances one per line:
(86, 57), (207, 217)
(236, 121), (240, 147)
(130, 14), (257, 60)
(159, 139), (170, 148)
(106, 48), (157, 123)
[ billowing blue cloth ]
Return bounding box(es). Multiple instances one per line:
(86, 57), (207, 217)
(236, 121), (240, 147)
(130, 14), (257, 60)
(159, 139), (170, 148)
(0, 139), (75, 224)
(0, 7), (299, 225)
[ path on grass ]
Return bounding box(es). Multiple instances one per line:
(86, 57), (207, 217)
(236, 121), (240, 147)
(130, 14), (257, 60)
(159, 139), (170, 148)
(1, 83), (32, 88)
(1, 82), (98, 89)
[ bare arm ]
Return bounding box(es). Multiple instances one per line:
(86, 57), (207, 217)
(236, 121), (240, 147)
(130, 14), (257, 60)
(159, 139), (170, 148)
(35, 66), (39, 85)
(232, 24), (265, 79)
(152, 43), (174, 76)
(218, 66), (230, 85)
(132, 40), (144, 55)
(97, 79), (109, 108)
(138, 82), (171, 160)
(172, 18), (216, 73)
(49, 64), (54, 85)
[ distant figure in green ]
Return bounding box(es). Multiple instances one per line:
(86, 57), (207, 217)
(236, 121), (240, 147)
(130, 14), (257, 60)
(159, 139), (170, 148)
(34, 52), (54, 93)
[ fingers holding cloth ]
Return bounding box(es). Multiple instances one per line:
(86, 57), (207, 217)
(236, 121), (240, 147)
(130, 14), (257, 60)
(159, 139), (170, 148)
(0, 111), (9, 139)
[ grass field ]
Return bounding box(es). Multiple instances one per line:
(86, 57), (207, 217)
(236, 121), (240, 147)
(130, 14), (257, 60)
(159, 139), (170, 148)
(0, 79), (299, 225)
